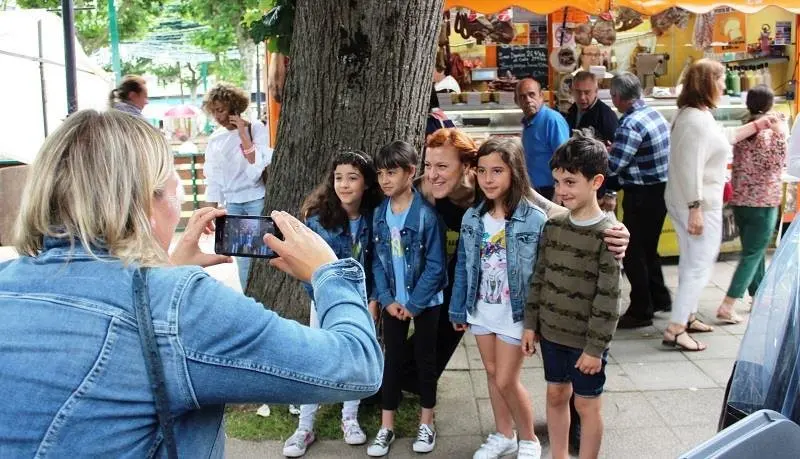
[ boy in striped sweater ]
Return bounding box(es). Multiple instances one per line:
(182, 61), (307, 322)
(522, 130), (622, 459)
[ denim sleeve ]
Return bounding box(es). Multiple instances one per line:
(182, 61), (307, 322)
(371, 247), (394, 308)
(178, 259), (382, 406)
(406, 209), (446, 316)
(448, 229), (468, 324)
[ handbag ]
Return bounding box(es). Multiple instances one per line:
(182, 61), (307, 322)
(133, 268), (179, 459)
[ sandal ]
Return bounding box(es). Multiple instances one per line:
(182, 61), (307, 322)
(716, 308), (743, 324)
(662, 331), (707, 351)
(687, 317), (714, 333)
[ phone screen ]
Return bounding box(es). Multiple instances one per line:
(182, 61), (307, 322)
(215, 215), (281, 258)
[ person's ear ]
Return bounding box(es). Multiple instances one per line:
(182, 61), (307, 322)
(592, 174), (605, 191)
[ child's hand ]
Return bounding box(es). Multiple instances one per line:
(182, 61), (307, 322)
(397, 306), (413, 321)
(452, 323), (469, 332)
(368, 300), (379, 322)
(522, 330), (538, 356)
(575, 352), (602, 375)
(385, 303), (404, 319)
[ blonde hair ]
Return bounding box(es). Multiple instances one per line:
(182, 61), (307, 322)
(14, 109), (175, 266)
(677, 59), (725, 109)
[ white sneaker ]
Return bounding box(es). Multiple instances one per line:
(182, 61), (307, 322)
(412, 423), (437, 453)
(473, 432), (518, 459)
(367, 427), (395, 457)
(342, 418), (367, 445)
(282, 429), (315, 457)
(288, 404), (301, 415)
(517, 439), (542, 459)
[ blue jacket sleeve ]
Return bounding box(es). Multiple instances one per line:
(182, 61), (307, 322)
(371, 219), (394, 308)
(180, 258), (383, 405)
(406, 209), (447, 316)
(448, 228), (468, 324)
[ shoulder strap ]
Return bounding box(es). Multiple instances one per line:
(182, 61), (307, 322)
(132, 268), (178, 459)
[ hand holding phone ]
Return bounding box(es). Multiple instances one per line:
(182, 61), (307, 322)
(265, 211), (337, 283)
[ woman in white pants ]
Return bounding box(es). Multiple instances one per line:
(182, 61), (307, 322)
(664, 59), (780, 351)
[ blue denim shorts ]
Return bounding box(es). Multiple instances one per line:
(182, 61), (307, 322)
(540, 338), (608, 398)
(469, 324), (522, 346)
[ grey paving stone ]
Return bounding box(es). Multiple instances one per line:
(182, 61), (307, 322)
(437, 370), (474, 401)
(682, 335), (742, 361)
(444, 345), (469, 371)
(600, 427), (684, 459)
(620, 361), (717, 391)
(434, 396), (482, 437)
(646, 388), (725, 428)
(612, 325), (662, 341)
(672, 424), (719, 453)
(463, 332), (478, 347)
(694, 358), (735, 387)
(383, 435), (485, 458)
(609, 339), (689, 364)
(603, 364), (638, 392)
(602, 392), (666, 429)
(470, 369), (490, 399)
(465, 344), (485, 370)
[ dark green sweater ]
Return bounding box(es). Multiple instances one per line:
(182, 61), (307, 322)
(524, 213), (621, 357)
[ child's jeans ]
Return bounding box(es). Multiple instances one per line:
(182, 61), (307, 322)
(381, 305), (441, 410)
(298, 302), (360, 430)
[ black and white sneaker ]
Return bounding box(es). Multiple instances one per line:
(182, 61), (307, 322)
(412, 423), (436, 453)
(367, 427), (395, 457)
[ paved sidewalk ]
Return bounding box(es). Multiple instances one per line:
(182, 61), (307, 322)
(219, 252), (751, 459)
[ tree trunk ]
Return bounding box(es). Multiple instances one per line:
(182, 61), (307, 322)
(246, 0), (444, 322)
(236, 23), (257, 97)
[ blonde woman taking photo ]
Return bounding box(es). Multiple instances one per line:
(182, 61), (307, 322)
(0, 110), (381, 458)
(664, 59), (780, 352)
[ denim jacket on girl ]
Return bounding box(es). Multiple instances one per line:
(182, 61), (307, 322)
(304, 211), (374, 300)
(0, 238), (382, 458)
(449, 199), (547, 324)
(372, 190), (447, 316)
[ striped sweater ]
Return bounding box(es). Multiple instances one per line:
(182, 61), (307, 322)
(524, 213), (621, 357)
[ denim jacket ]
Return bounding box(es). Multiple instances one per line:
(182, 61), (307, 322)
(0, 238), (382, 458)
(372, 190), (447, 316)
(304, 212), (373, 300)
(449, 199), (547, 324)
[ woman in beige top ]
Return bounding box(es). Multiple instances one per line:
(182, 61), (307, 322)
(663, 59), (779, 352)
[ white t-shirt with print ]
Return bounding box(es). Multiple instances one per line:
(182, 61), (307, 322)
(467, 213), (522, 340)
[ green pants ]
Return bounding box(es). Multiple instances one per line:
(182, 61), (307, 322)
(726, 206), (778, 299)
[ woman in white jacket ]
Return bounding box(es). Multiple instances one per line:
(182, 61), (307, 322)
(664, 59), (779, 351)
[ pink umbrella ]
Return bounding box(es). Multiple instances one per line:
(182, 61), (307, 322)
(164, 104), (201, 118)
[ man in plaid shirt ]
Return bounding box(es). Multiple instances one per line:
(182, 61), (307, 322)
(608, 72), (672, 329)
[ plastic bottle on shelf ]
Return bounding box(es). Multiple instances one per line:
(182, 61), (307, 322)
(740, 66), (750, 92)
(731, 66), (742, 96)
(753, 65), (764, 87)
(725, 66), (734, 95)
(761, 64), (772, 89)
(748, 66), (758, 89)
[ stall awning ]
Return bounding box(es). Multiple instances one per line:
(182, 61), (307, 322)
(443, 1), (800, 15)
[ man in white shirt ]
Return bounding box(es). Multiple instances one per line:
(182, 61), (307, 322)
(202, 84), (273, 290)
(434, 64), (461, 94)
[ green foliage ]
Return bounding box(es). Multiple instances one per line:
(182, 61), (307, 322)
(209, 59), (246, 86)
(18, 0), (164, 54)
(150, 62), (204, 91)
(250, 0), (294, 54)
(104, 57), (152, 76)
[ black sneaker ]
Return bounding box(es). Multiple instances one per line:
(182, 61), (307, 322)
(367, 427), (395, 457)
(412, 423), (436, 453)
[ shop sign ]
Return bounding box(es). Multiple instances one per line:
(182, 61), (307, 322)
(511, 23), (529, 45)
(713, 7), (747, 53)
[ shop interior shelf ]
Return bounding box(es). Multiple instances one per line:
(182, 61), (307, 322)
(721, 56), (790, 66)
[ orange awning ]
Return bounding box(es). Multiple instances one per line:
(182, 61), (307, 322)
(443, 1), (800, 15)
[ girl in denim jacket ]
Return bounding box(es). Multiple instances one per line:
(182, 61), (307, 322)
(449, 137), (547, 459)
(369, 141), (447, 457)
(282, 150), (383, 457)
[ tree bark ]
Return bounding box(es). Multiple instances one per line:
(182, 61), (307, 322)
(247, 0), (444, 322)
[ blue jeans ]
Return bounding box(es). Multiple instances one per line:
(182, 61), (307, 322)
(226, 197), (265, 290)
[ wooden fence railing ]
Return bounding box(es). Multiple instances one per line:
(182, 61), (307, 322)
(174, 153), (206, 230)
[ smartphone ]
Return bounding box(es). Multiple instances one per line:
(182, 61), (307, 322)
(214, 215), (283, 259)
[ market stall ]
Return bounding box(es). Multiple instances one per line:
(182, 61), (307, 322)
(440, 0), (800, 256)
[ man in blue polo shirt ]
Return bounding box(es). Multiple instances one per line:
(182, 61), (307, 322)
(516, 78), (570, 201)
